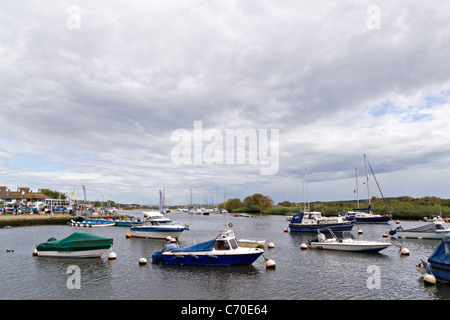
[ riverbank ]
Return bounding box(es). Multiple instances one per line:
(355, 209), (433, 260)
(0, 213), (131, 227)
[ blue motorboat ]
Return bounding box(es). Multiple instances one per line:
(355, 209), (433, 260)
(152, 224), (264, 266)
(418, 235), (450, 283)
(289, 211), (355, 232)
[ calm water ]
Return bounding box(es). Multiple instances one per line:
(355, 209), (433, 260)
(1, 210), (449, 300)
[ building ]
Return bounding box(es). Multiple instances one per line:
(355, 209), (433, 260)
(0, 186), (51, 208)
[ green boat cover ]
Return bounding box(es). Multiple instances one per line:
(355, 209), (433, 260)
(37, 232), (113, 252)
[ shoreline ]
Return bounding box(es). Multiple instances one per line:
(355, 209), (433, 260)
(0, 213), (129, 227)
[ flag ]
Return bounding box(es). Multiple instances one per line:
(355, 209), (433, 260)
(71, 189), (75, 197)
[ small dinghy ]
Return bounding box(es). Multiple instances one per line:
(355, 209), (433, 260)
(389, 221), (450, 240)
(35, 232), (113, 258)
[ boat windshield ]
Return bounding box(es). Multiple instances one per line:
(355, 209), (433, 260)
(229, 238), (238, 249)
(436, 222), (449, 230)
(158, 220), (174, 225)
(214, 240), (231, 250)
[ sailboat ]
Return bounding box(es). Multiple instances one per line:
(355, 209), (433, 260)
(340, 155), (391, 224)
(289, 168), (355, 232)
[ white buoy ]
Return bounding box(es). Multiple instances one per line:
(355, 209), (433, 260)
(166, 236), (172, 241)
(400, 248), (410, 256)
(265, 259), (276, 269)
(357, 228), (363, 235)
(268, 242), (275, 248)
(108, 252), (117, 260)
(300, 243), (308, 250)
(170, 237), (177, 243)
(424, 274), (436, 284)
(32, 249), (38, 256)
(139, 258), (148, 265)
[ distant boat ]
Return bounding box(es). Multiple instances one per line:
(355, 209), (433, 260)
(129, 211), (189, 239)
(389, 221), (450, 239)
(417, 235), (450, 283)
(340, 156), (391, 224)
(82, 218), (116, 227)
(151, 224), (264, 266)
(289, 211), (355, 232)
(35, 232), (113, 258)
(308, 229), (391, 252)
(114, 218), (143, 227)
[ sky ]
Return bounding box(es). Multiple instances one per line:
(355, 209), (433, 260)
(1, 0), (450, 206)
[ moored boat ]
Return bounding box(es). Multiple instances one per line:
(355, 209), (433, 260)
(308, 229), (391, 252)
(417, 235), (450, 283)
(151, 224), (264, 266)
(340, 207), (391, 224)
(289, 211), (355, 232)
(114, 218), (143, 227)
(35, 232), (113, 258)
(129, 211), (189, 239)
(389, 221), (450, 239)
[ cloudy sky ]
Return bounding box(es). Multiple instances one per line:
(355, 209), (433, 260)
(1, 1), (450, 205)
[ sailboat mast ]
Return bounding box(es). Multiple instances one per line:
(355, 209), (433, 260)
(355, 168), (360, 209)
(364, 154), (371, 207)
(301, 167), (306, 211)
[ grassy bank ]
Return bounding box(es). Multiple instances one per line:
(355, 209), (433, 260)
(232, 196), (450, 220)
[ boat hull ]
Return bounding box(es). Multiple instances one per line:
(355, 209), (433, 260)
(289, 221), (355, 232)
(347, 216), (391, 223)
(309, 242), (391, 252)
(36, 248), (108, 258)
(430, 263), (450, 283)
(158, 251), (264, 266)
(397, 231), (450, 240)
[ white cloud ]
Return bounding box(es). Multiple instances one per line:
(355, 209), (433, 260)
(1, 0), (450, 204)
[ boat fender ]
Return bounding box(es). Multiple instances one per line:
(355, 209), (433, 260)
(175, 255), (185, 259)
(189, 254), (199, 259)
(207, 254), (218, 259)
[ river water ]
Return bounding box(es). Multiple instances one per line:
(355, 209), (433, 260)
(0, 210), (449, 301)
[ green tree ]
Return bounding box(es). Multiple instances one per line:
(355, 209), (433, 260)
(243, 193), (274, 212)
(225, 198), (244, 211)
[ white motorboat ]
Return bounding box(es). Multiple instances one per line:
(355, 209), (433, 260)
(308, 229), (391, 252)
(389, 220), (450, 239)
(129, 211), (189, 239)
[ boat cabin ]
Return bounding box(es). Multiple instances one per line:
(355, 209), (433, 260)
(214, 238), (239, 250)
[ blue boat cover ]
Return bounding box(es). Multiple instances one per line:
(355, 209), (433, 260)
(428, 236), (450, 266)
(172, 239), (216, 252)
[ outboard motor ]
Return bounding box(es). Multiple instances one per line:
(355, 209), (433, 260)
(389, 226), (402, 236)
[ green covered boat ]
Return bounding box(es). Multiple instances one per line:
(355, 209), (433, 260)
(36, 232), (113, 258)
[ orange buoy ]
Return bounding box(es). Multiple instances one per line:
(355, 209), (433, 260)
(126, 233), (132, 238)
(382, 233), (388, 238)
(284, 228), (288, 232)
